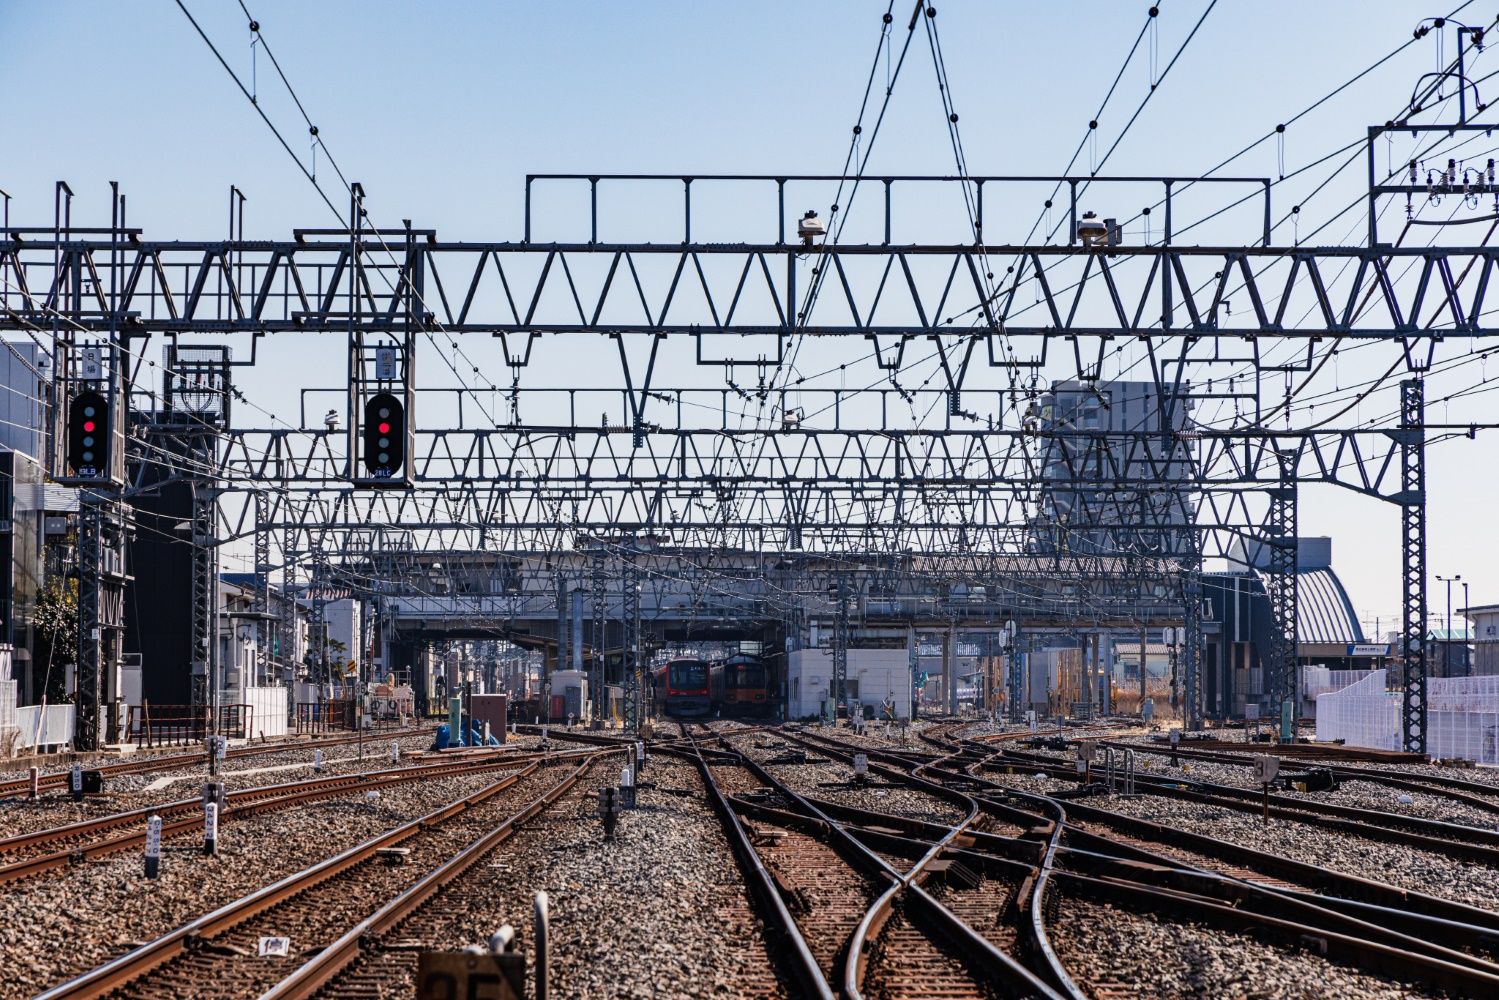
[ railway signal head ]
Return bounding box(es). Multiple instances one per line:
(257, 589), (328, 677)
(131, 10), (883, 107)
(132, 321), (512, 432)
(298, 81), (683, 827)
(361, 392), (406, 480)
(67, 390), (109, 478)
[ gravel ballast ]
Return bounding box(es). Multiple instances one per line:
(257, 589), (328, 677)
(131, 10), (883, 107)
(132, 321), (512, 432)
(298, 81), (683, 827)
(727, 734), (965, 827)
(0, 734), (546, 841)
(0, 766), (517, 998)
(344, 755), (785, 999)
(1074, 791), (1499, 911)
(1052, 896), (1438, 1000)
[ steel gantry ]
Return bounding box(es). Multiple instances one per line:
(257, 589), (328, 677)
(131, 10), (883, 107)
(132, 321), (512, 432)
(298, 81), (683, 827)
(2, 166), (1481, 749)
(1399, 379), (1429, 754)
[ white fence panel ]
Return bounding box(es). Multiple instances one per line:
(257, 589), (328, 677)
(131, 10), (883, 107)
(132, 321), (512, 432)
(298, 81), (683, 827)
(1314, 670), (1398, 750)
(1317, 671), (1499, 763)
(17, 704), (75, 750)
(1428, 710), (1499, 764)
(240, 686), (290, 740)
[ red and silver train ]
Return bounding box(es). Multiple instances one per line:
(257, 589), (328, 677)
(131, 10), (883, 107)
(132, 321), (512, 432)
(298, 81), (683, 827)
(650, 658), (713, 717)
(652, 653), (774, 718)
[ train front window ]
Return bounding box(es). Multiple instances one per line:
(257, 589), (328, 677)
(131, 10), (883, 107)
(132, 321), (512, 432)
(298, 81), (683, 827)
(732, 665), (766, 687)
(671, 661), (708, 689)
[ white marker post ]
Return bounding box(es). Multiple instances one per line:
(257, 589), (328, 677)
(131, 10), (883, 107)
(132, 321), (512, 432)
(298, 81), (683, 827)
(313, 749), (324, 773)
(620, 764), (636, 809)
(391, 741), (400, 765)
(635, 741), (645, 774)
(144, 814), (163, 879)
(71, 763), (83, 803)
(28, 766), (38, 800)
(203, 801), (219, 856)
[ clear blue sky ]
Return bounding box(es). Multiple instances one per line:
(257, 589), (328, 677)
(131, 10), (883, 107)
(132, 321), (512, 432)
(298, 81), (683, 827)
(4, 1), (1496, 631)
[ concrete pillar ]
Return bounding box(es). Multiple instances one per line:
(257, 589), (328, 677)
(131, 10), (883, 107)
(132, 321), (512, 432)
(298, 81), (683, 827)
(570, 589), (584, 672)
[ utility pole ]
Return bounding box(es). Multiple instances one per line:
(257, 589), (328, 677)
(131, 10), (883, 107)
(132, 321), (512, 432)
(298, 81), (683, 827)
(591, 550), (606, 724)
(1436, 574), (1461, 677)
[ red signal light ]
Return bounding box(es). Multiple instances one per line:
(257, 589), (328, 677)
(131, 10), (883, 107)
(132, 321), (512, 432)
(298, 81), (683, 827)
(83, 420), (96, 432)
(378, 422), (391, 434)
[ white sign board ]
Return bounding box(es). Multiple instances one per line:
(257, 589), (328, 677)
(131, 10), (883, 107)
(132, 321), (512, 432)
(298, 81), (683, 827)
(1252, 755), (1280, 784)
(258, 937), (292, 958)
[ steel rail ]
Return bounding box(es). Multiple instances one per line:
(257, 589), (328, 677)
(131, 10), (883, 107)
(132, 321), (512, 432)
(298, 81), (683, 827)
(1053, 868), (1499, 997)
(31, 760), (548, 1000)
(0, 748), (594, 884)
(669, 724), (833, 1000)
(258, 750), (612, 999)
(739, 729), (1068, 1000)
(1099, 738), (1499, 814)
(785, 789), (1499, 990)
(981, 745), (1499, 865)
(782, 728), (1084, 999)
(0, 727), (434, 798)
(830, 725), (1499, 997)
(924, 727), (1499, 933)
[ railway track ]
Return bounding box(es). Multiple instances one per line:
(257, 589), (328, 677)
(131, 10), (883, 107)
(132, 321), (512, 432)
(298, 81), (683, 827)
(705, 725), (1063, 1000)
(48, 713), (1491, 997)
(978, 738), (1499, 866)
(1098, 737), (1499, 815)
(789, 724), (1499, 999)
(36, 753), (610, 1000)
(0, 747), (593, 885)
(0, 728), (433, 800)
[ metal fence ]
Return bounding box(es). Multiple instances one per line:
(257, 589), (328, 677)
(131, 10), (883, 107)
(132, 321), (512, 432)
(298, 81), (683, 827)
(125, 704), (252, 747)
(294, 700), (404, 734)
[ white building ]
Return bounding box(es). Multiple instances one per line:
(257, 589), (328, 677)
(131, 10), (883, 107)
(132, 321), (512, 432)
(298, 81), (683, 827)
(786, 648), (910, 720)
(1461, 603), (1499, 676)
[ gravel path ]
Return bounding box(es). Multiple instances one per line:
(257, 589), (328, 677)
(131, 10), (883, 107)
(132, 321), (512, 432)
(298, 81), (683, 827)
(0, 767), (515, 998)
(1052, 896), (1438, 1000)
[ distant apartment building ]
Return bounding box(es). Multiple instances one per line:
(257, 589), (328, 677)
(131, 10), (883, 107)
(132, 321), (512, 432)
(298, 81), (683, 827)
(0, 342), (80, 704)
(0, 341), (48, 458)
(1032, 380), (1195, 557)
(1460, 604), (1499, 676)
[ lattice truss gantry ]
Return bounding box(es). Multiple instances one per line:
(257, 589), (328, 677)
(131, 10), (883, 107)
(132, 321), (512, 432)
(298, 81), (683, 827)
(1, 169), (1482, 743)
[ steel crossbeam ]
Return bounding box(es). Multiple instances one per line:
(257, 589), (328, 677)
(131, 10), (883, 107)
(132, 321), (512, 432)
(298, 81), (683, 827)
(2, 239), (1493, 350)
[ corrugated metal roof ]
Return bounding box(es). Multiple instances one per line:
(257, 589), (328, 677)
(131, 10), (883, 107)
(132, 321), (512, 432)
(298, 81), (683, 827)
(1252, 566), (1364, 644)
(14, 483), (79, 513)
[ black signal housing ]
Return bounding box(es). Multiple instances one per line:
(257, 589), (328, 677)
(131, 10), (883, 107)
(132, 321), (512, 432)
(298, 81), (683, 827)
(67, 390), (109, 479)
(361, 392), (406, 480)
